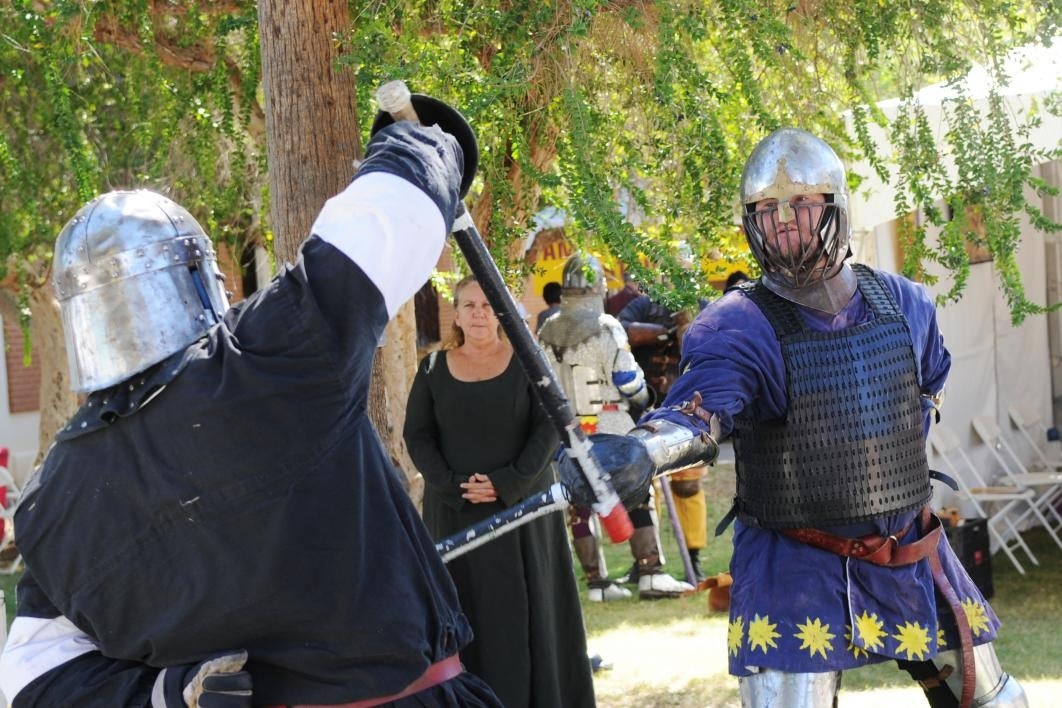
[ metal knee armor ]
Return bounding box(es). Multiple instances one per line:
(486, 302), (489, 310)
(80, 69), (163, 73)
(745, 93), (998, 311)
(924, 643), (1028, 707)
(738, 669), (841, 708)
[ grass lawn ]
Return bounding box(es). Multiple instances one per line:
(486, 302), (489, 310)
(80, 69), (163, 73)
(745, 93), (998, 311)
(0, 571), (16, 630)
(583, 460), (1062, 706)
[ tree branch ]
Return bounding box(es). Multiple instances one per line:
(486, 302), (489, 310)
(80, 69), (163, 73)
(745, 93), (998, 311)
(92, 12), (265, 136)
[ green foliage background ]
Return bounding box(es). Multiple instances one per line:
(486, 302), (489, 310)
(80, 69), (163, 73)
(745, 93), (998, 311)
(0, 0), (1060, 320)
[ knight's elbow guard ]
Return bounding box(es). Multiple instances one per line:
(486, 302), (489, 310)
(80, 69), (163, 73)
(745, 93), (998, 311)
(612, 369), (649, 409)
(627, 419), (718, 476)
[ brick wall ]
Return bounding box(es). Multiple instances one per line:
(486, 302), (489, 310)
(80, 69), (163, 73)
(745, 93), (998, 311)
(3, 317), (41, 413)
(216, 242), (246, 303)
(0, 242), (243, 418)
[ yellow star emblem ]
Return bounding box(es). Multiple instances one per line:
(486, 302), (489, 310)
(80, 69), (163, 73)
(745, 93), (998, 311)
(728, 616), (745, 656)
(794, 617), (835, 660)
(937, 626), (947, 648)
(845, 625), (868, 659)
(961, 598), (992, 637)
(853, 610), (886, 652)
(892, 620), (931, 660)
(748, 614), (781, 654)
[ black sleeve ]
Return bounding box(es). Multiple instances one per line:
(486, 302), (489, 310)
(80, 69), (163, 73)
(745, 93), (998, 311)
(7, 570), (159, 708)
(403, 356), (463, 503)
(487, 384), (560, 506)
(356, 121), (463, 233)
(13, 653), (157, 708)
(618, 296), (649, 327)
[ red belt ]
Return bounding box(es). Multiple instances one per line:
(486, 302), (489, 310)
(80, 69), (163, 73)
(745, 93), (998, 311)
(781, 507), (975, 708)
(272, 655), (463, 708)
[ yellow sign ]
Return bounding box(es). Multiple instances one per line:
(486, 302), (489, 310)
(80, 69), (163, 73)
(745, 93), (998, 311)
(526, 228), (756, 296)
(527, 231), (624, 296)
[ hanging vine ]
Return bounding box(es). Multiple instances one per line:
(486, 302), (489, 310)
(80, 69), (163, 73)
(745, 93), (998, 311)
(0, 0), (1058, 328)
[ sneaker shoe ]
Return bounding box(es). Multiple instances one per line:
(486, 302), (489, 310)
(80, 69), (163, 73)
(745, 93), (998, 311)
(587, 582), (633, 602)
(638, 572), (695, 600)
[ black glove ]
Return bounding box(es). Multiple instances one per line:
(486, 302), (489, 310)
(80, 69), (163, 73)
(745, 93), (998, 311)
(557, 433), (653, 509)
(157, 650), (252, 708)
(369, 93), (479, 198)
(356, 121), (466, 234)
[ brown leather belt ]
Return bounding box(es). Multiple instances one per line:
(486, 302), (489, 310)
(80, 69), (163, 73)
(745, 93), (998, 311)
(781, 507), (975, 708)
(269, 654), (463, 708)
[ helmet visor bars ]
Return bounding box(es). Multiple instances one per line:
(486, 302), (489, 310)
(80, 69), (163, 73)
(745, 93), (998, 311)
(742, 199), (846, 289)
(55, 235), (217, 301)
(189, 266), (226, 325)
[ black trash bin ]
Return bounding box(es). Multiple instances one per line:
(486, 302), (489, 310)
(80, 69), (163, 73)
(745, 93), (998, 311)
(944, 517), (994, 600)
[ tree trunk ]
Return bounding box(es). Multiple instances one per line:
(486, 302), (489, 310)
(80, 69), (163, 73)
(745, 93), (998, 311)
(257, 1), (360, 262)
(28, 288), (78, 473)
(367, 300), (423, 507)
(257, 1), (422, 496)
(0, 280), (78, 485)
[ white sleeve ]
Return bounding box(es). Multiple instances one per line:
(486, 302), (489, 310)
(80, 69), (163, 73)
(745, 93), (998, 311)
(310, 172), (447, 319)
(0, 615), (98, 703)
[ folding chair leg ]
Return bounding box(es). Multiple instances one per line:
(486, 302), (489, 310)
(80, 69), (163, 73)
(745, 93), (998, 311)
(1029, 504), (1062, 551)
(1042, 490), (1062, 531)
(988, 523), (1026, 575)
(999, 514), (1039, 566)
(990, 500), (1039, 566)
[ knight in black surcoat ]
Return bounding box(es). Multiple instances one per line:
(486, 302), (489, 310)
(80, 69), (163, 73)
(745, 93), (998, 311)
(0, 102), (503, 708)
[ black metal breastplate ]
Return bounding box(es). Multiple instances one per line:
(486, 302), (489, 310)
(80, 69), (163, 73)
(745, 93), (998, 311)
(732, 265), (931, 529)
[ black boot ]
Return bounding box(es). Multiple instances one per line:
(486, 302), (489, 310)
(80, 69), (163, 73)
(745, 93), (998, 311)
(573, 536), (601, 583)
(616, 561), (639, 585)
(688, 548), (706, 582)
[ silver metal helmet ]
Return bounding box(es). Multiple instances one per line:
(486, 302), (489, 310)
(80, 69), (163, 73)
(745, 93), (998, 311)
(53, 190), (230, 392)
(561, 253), (606, 296)
(740, 128), (851, 290)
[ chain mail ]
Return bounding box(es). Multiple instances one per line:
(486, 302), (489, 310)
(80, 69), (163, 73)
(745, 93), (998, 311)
(541, 309), (646, 435)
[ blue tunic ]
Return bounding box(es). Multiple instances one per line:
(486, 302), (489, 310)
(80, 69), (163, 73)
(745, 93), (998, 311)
(645, 268), (1000, 675)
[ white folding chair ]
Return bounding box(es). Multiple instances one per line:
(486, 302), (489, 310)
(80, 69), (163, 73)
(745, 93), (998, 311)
(929, 424), (1039, 575)
(972, 416), (1062, 551)
(0, 447), (22, 574)
(1008, 403), (1062, 471)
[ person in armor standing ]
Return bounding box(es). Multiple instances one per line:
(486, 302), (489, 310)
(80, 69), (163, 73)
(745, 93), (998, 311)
(540, 254), (694, 601)
(633, 128), (1026, 707)
(617, 292), (684, 402)
(0, 111), (503, 707)
(618, 290), (711, 583)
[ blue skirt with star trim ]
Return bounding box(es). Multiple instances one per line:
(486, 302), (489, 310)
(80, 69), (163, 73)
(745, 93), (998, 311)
(726, 511), (999, 676)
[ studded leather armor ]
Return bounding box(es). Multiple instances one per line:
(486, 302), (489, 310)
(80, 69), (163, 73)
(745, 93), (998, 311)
(731, 264), (932, 529)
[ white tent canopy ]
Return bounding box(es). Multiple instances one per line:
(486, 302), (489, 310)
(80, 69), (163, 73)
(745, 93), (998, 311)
(846, 41), (1062, 515)
(849, 41), (1062, 232)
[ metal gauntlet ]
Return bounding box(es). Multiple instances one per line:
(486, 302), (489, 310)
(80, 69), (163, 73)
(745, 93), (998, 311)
(628, 419), (719, 477)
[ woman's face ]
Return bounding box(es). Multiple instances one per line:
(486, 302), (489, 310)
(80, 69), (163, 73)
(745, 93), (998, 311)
(454, 282), (499, 344)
